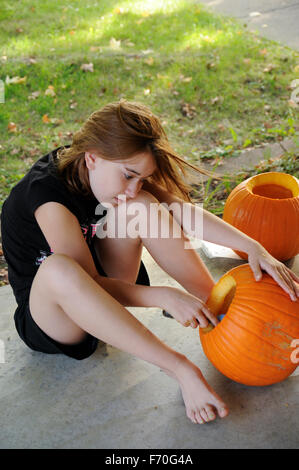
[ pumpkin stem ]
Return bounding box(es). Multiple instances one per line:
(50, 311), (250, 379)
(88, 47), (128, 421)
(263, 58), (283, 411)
(201, 275), (237, 334)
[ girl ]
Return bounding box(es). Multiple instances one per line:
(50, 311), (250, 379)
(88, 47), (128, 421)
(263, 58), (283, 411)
(1, 100), (298, 426)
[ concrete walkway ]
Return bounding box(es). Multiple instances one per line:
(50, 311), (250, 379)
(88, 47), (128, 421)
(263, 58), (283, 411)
(1, 243), (298, 449)
(199, 0), (299, 51)
(199, 137), (299, 182)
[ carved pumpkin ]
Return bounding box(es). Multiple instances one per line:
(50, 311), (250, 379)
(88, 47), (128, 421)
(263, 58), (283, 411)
(223, 172), (299, 261)
(199, 264), (299, 386)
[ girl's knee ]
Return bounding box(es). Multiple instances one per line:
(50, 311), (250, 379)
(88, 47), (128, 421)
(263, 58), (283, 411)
(35, 253), (83, 289)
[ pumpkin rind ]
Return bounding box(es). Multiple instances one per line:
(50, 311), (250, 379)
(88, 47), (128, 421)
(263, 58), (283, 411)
(199, 264), (299, 386)
(223, 172), (299, 261)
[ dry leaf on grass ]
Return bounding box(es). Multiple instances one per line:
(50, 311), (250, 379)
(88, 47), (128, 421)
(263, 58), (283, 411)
(45, 85), (56, 97)
(211, 96), (224, 105)
(7, 122), (17, 133)
(144, 57), (154, 66)
(109, 38), (121, 49)
(180, 102), (196, 119)
(42, 114), (51, 123)
(28, 91), (40, 100)
(5, 76), (27, 85)
(180, 75), (192, 83)
(80, 63), (94, 72)
(263, 64), (276, 73)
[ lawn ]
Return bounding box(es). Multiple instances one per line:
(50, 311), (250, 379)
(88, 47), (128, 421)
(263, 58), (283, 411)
(0, 0), (299, 211)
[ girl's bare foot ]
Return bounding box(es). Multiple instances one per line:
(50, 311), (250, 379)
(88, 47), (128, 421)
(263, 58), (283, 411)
(167, 356), (229, 424)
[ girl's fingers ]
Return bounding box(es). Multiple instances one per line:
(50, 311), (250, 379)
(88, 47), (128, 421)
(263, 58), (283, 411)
(282, 269), (299, 300)
(201, 306), (219, 326)
(286, 268), (299, 288)
(195, 314), (210, 328)
(272, 268), (297, 301)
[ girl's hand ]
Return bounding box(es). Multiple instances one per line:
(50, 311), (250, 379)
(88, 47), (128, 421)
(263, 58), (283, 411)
(162, 287), (219, 329)
(247, 243), (299, 302)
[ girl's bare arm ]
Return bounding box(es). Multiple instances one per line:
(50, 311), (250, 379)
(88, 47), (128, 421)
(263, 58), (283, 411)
(143, 181), (299, 300)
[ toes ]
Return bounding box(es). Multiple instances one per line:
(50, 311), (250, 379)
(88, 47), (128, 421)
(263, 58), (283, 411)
(212, 399), (229, 418)
(199, 408), (209, 423)
(187, 410), (198, 424)
(218, 405), (229, 418)
(195, 410), (205, 424)
(205, 405), (216, 421)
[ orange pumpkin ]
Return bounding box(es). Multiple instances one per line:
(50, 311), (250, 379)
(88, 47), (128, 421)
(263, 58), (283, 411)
(223, 172), (299, 261)
(199, 264), (299, 386)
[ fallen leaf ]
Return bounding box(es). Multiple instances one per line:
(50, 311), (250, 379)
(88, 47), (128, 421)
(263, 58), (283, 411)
(7, 122), (17, 133)
(5, 75), (27, 85)
(50, 118), (64, 126)
(144, 57), (154, 66)
(80, 63), (94, 72)
(263, 64), (275, 73)
(180, 101), (196, 119)
(180, 75), (192, 82)
(69, 100), (78, 109)
(211, 96), (224, 105)
(42, 114), (51, 123)
(243, 58), (251, 65)
(206, 62), (216, 70)
(45, 85), (56, 97)
(109, 38), (121, 49)
(259, 48), (268, 56)
(28, 91), (40, 100)
(263, 121), (272, 129)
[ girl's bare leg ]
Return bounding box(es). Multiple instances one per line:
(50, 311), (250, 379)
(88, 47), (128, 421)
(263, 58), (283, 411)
(90, 191), (228, 423)
(29, 253), (228, 424)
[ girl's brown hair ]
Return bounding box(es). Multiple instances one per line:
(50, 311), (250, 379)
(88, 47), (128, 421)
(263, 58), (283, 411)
(56, 99), (218, 202)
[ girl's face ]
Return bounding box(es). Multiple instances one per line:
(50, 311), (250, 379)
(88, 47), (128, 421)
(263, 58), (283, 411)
(85, 150), (157, 206)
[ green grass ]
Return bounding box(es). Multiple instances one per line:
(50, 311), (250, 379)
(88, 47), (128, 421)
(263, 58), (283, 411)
(0, 0), (299, 208)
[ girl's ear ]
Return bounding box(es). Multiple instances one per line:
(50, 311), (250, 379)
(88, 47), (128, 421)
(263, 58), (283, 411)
(85, 152), (97, 170)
